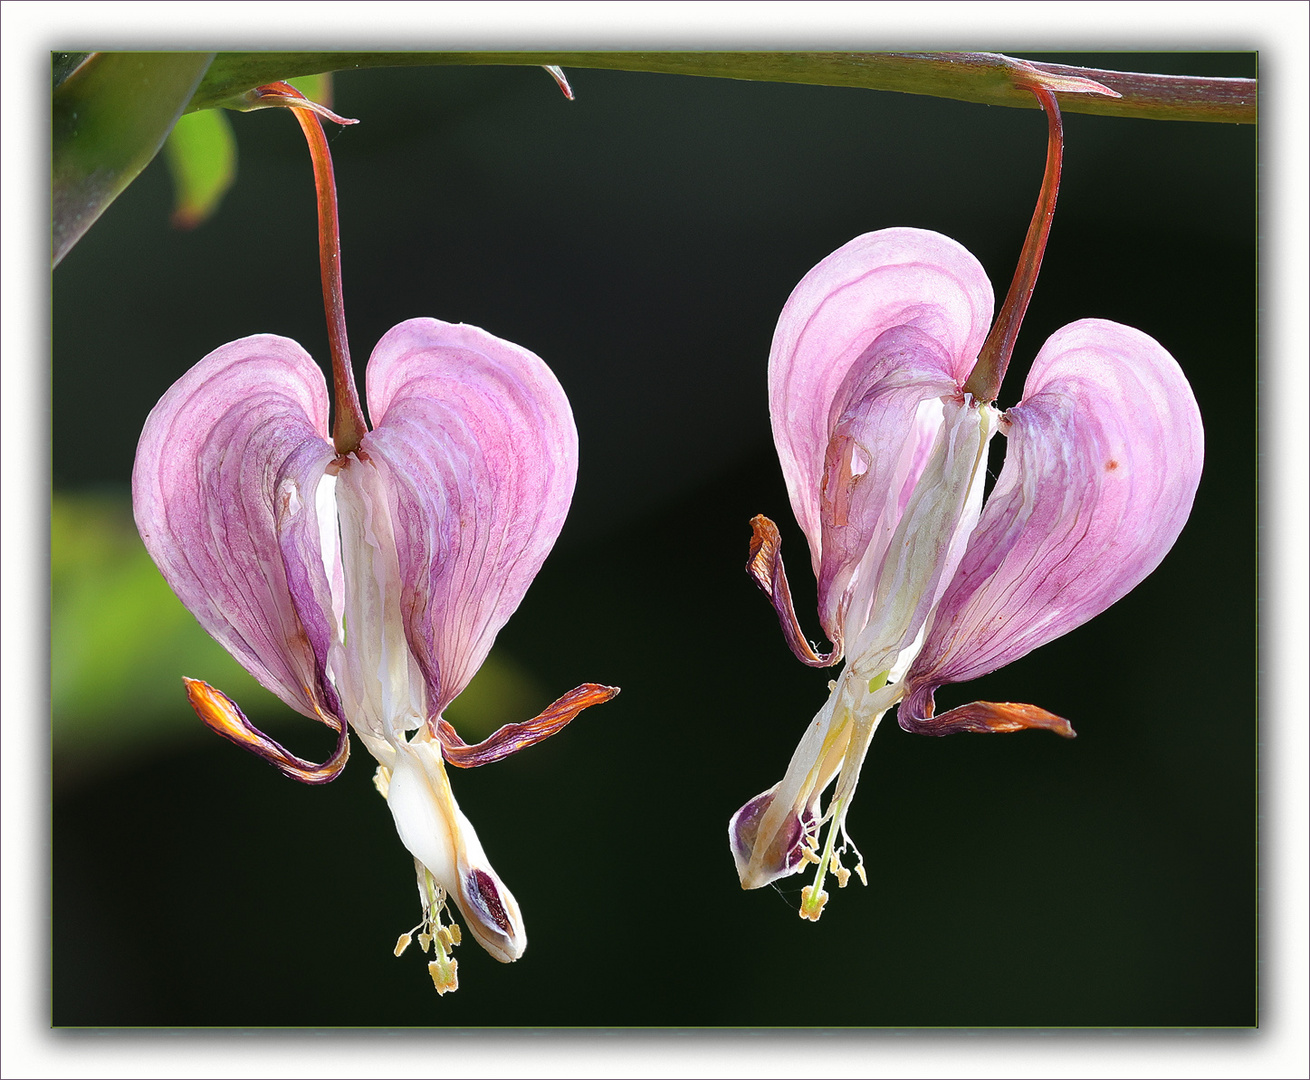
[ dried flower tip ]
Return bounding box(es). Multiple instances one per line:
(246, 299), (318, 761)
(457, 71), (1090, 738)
(428, 956), (459, 995)
(542, 65), (574, 100)
(800, 885), (829, 921)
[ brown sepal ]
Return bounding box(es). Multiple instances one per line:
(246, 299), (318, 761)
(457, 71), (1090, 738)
(435, 683), (620, 768)
(183, 677), (350, 784)
(901, 698), (1077, 739)
(747, 514), (841, 668)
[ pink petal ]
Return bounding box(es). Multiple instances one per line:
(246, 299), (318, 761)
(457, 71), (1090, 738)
(132, 335), (342, 722)
(360, 319), (578, 714)
(769, 227), (995, 592)
(901, 319), (1204, 722)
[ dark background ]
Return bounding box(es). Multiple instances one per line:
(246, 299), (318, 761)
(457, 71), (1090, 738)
(52, 54), (1256, 1027)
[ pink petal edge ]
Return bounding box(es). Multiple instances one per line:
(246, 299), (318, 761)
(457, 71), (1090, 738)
(769, 227), (995, 580)
(902, 318), (1204, 722)
(132, 335), (342, 722)
(362, 318), (579, 714)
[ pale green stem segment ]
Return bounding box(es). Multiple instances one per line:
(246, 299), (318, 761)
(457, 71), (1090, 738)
(190, 51), (1255, 124)
(423, 870), (460, 994)
(801, 793), (846, 920)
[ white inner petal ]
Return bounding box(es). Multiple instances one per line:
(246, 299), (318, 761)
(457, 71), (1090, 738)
(332, 455), (427, 753)
(314, 471), (345, 645)
(847, 398), (999, 678)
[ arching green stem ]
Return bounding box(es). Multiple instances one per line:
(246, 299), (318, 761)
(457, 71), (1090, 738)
(251, 82), (367, 454)
(962, 84), (1064, 403)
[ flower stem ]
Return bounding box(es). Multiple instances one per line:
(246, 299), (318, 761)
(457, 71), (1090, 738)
(255, 82), (368, 454)
(962, 84), (1064, 404)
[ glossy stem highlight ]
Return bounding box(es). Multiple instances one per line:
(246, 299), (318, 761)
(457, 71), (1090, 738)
(270, 83), (367, 453)
(963, 84), (1064, 403)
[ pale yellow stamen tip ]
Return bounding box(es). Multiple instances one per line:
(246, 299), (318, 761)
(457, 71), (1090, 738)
(800, 884), (829, 921)
(417, 931), (433, 953)
(855, 863), (868, 886)
(428, 957), (459, 995)
(447, 922), (462, 945)
(799, 845), (822, 866)
(834, 865), (851, 888)
(394, 932), (412, 958)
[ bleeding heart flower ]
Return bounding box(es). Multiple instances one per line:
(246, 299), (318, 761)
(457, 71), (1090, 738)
(730, 83), (1203, 920)
(132, 85), (616, 993)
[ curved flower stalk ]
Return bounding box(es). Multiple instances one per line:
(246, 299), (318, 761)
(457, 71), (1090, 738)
(730, 84), (1203, 920)
(133, 85), (616, 993)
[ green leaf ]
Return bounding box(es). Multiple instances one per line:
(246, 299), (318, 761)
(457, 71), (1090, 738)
(52, 51), (214, 266)
(163, 107), (237, 229)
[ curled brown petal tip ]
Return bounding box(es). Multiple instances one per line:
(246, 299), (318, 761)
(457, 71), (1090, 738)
(900, 698), (1076, 739)
(436, 683), (620, 768)
(747, 514), (841, 668)
(183, 677), (350, 784)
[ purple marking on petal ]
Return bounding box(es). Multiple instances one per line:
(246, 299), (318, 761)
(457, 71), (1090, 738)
(133, 335), (342, 723)
(902, 319), (1204, 718)
(769, 228), (995, 587)
(729, 786), (818, 888)
(360, 319), (578, 715)
(465, 868), (513, 936)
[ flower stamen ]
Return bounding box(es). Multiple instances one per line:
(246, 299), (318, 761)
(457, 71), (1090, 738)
(800, 793), (846, 921)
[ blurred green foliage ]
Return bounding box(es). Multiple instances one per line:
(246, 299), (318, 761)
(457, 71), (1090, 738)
(51, 490), (263, 761)
(162, 108), (236, 229)
(52, 491), (543, 777)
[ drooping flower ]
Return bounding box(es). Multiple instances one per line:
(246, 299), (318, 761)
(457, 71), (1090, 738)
(132, 85), (615, 992)
(730, 83), (1203, 920)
